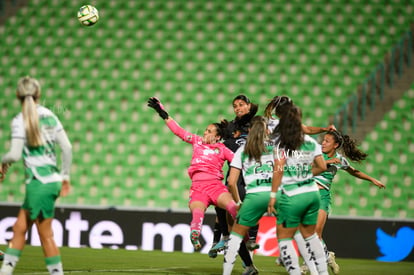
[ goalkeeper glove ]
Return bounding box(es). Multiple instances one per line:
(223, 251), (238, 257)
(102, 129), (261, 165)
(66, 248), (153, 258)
(147, 97), (169, 119)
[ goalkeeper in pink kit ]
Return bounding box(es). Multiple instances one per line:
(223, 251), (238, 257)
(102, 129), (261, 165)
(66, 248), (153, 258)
(147, 97), (238, 251)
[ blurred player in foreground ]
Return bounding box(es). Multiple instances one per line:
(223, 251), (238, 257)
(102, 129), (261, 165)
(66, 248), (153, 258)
(0, 76), (72, 275)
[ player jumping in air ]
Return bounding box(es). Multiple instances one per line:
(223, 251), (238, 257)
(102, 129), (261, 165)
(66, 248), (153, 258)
(147, 97), (244, 256)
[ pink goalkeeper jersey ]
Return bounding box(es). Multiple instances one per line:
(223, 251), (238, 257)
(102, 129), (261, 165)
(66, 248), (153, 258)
(167, 119), (234, 181)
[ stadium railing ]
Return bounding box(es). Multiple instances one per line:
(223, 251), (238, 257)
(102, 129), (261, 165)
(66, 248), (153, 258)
(333, 30), (413, 134)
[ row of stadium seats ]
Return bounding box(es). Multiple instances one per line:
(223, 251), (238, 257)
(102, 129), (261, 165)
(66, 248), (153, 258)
(332, 87), (414, 219)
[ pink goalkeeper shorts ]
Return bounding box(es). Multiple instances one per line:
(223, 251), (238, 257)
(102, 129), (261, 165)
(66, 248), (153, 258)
(189, 179), (229, 208)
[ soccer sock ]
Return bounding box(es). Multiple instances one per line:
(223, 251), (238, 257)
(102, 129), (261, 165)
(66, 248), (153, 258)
(225, 200), (237, 220)
(278, 238), (301, 275)
(239, 240), (253, 266)
(213, 216), (221, 243)
(190, 208), (204, 233)
(216, 207), (230, 237)
(305, 233), (329, 275)
(213, 220), (221, 243)
(248, 224), (259, 241)
(294, 231), (318, 275)
(1, 248), (22, 275)
(321, 239), (329, 259)
(45, 255), (63, 275)
(223, 232), (242, 275)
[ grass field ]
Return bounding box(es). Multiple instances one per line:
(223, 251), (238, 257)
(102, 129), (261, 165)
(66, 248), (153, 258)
(2, 245), (413, 275)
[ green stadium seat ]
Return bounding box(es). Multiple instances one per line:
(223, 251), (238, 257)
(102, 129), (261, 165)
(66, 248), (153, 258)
(0, 0), (412, 216)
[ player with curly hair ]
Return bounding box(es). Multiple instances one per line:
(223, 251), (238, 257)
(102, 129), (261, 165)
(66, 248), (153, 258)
(297, 130), (385, 274)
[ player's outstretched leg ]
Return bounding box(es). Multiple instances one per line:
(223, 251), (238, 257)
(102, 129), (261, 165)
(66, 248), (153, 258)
(189, 207), (205, 251)
(190, 230), (202, 251)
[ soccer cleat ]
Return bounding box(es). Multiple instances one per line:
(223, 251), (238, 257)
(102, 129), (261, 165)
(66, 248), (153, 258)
(210, 238), (227, 253)
(208, 242), (218, 258)
(327, 251), (340, 274)
(242, 264), (259, 275)
(246, 240), (260, 251)
(300, 263), (309, 275)
(190, 230), (202, 251)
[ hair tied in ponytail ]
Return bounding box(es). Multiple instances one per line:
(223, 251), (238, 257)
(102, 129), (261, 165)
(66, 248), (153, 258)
(272, 95), (292, 115)
(329, 130), (344, 149)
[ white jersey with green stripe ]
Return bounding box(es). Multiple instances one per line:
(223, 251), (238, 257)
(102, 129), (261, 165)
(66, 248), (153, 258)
(230, 142), (274, 194)
(274, 135), (322, 197)
(314, 152), (350, 190)
(11, 105), (64, 184)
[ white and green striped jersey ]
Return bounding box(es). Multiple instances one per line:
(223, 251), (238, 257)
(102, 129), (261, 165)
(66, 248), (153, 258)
(274, 135), (322, 196)
(11, 105), (64, 184)
(230, 142), (274, 194)
(314, 152), (350, 190)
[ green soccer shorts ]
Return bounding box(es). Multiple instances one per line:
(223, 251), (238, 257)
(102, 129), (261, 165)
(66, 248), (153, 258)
(318, 188), (332, 214)
(22, 178), (61, 220)
(276, 190), (320, 228)
(236, 192), (270, 227)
